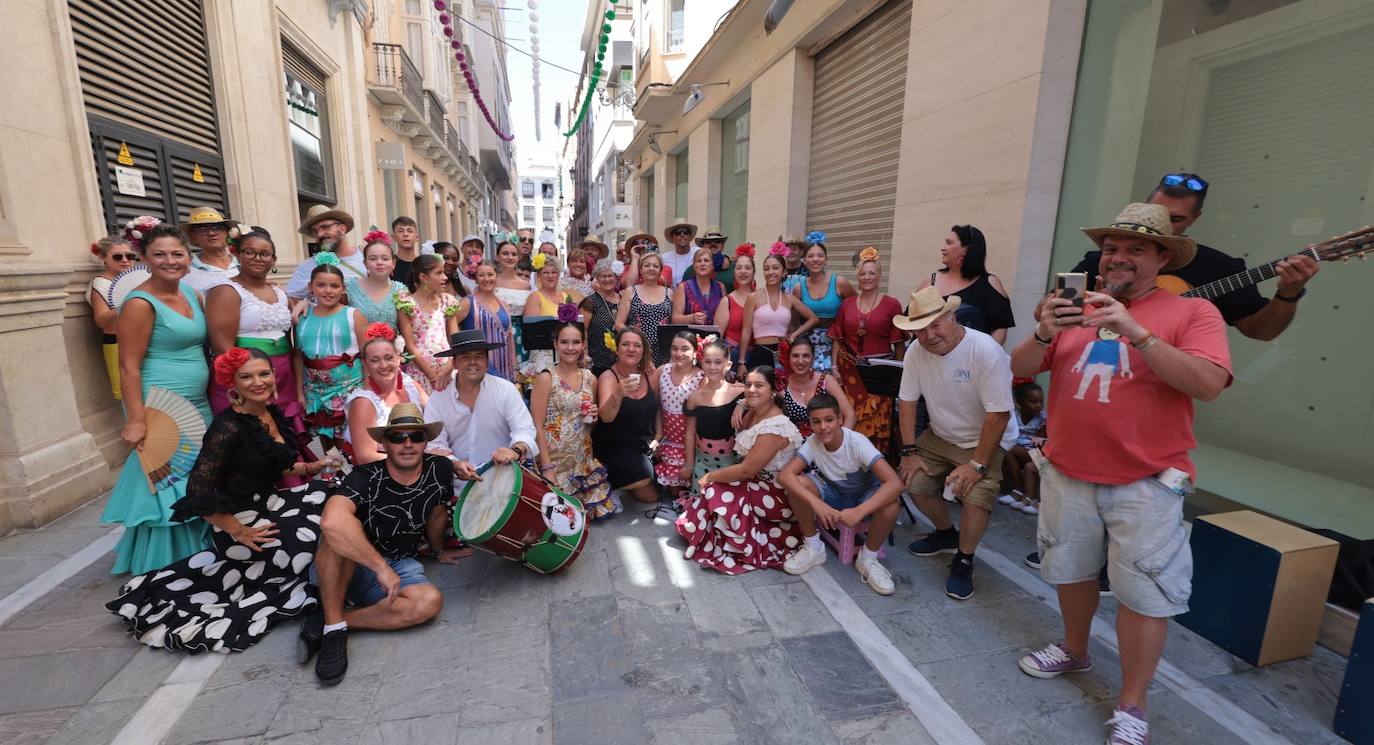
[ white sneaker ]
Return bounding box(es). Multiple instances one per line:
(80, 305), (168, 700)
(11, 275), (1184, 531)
(1020, 502), (1039, 515)
(997, 493), (1016, 505)
(783, 542), (827, 575)
(1009, 500), (1025, 511)
(855, 555), (895, 595)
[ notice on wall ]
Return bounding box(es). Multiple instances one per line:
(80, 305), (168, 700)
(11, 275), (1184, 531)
(115, 166), (146, 197)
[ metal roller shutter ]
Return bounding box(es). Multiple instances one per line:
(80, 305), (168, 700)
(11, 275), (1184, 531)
(283, 43), (327, 93)
(805, 0), (912, 288)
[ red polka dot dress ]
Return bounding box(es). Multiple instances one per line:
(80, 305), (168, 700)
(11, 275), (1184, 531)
(655, 366), (704, 487)
(675, 414), (804, 574)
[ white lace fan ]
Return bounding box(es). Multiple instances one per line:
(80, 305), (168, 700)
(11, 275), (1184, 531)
(106, 264), (152, 310)
(139, 387), (206, 493)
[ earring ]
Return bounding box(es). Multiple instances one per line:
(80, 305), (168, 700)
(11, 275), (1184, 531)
(228, 389), (242, 405)
(270, 385), (279, 400)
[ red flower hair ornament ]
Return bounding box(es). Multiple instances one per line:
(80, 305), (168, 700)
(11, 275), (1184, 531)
(213, 347), (252, 388)
(734, 243), (755, 259)
(363, 229), (393, 248)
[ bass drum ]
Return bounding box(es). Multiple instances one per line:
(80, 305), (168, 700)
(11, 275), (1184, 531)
(452, 462), (588, 574)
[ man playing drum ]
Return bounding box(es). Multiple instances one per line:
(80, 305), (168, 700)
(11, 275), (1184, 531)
(299, 403), (463, 686)
(423, 329), (540, 482)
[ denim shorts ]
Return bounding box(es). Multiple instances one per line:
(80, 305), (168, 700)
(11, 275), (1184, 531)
(808, 473), (882, 510)
(1037, 460), (1193, 618)
(311, 556), (431, 608)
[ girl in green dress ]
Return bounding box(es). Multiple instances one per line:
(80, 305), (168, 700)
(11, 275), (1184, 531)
(294, 257), (368, 446)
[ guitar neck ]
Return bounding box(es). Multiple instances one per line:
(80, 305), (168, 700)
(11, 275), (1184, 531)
(1180, 246), (1319, 300)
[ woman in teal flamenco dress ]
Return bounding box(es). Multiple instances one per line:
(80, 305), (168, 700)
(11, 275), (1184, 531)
(102, 223), (213, 574)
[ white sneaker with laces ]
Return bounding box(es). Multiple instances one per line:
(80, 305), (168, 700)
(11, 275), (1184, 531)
(1105, 705), (1149, 745)
(783, 542), (827, 575)
(855, 555), (895, 595)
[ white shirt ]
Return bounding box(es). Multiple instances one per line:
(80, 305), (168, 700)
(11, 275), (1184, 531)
(285, 250), (367, 300)
(796, 428), (884, 493)
(424, 374), (539, 490)
(898, 327), (1018, 450)
(184, 254), (238, 294)
(659, 244), (699, 288)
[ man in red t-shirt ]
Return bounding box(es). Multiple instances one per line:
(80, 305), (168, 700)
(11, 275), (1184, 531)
(1009, 203), (1232, 744)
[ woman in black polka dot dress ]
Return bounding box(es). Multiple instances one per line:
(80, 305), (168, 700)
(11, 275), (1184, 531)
(106, 348), (337, 654)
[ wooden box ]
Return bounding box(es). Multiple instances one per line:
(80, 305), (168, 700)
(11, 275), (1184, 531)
(1335, 599), (1374, 744)
(1178, 510), (1339, 666)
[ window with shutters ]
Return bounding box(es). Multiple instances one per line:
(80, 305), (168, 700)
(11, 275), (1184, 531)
(543, 206), (555, 223)
(666, 0), (685, 52)
(524, 205), (536, 223)
(69, 0), (227, 232)
(283, 44), (335, 207)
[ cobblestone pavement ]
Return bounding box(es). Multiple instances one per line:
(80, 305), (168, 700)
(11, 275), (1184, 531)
(0, 496), (1350, 745)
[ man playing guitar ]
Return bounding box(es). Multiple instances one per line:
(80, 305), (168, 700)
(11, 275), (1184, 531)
(1068, 172), (1320, 341)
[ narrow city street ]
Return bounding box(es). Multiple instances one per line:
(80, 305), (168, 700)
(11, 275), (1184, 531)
(0, 494), (1347, 745)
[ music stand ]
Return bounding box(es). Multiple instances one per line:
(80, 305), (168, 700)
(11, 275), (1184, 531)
(657, 324), (721, 362)
(521, 316), (559, 352)
(856, 359), (903, 397)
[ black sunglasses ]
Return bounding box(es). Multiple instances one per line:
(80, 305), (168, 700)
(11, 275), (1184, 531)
(109, 252), (138, 262)
(384, 430), (429, 444)
(671, 228), (692, 236)
(1160, 173), (1208, 193)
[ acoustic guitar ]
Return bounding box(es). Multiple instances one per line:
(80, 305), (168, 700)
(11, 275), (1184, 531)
(1155, 227), (1374, 298)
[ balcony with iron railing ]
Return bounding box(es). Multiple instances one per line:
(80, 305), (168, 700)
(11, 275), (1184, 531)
(368, 43), (425, 117)
(425, 90), (445, 141)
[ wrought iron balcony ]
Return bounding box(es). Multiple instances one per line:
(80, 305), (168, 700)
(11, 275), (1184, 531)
(369, 43), (424, 117)
(425, 90), (445, 140)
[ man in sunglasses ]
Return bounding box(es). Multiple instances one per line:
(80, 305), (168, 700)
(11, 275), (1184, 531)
(179, 206), (239, 293)
(1066, 172), (1319, 341)
(659, 218), (700, 288)
(620, 230), (673, 286)
(516, 228), (537, 259)
(681, 228), (735, 289)
(424, 329), (539, 491)
(302, 402), (462, 686)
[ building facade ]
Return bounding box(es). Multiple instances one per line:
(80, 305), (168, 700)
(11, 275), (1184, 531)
(0, 0), (514, 535)
(518, 161), (562, 240)
(628, 0), (1374, 538)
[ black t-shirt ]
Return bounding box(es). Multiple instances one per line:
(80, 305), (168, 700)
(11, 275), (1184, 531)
(337, 454), (453, 559)
(1070, 242), (1268, 326)
(391, 257), (413, 288)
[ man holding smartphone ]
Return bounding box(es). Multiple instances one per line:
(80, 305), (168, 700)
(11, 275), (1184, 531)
(1009, 202), (1232, 745)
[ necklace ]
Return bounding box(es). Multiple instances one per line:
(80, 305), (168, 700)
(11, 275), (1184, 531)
(765, 287), (781, 309)
(855, 291), (879, 337)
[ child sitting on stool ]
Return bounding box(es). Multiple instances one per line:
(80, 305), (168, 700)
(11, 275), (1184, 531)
(777, 393), (905, 595)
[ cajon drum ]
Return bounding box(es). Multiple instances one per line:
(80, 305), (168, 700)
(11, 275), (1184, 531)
(1178, 510), (1339, 666)
(1335, 599), (1374, 744)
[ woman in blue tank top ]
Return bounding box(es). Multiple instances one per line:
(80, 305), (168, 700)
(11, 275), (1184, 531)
(793, 238), (854, 373)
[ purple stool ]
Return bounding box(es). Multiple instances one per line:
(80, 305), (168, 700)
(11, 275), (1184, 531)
(818, 519), (887, 565)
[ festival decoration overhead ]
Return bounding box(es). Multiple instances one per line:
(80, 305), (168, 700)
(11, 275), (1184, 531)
(563, 0), (618, 138)
(529, 0), (541, 140)
(434, 0), (514, 142)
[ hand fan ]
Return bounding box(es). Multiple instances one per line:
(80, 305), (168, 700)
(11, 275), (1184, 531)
(138, 387), (206, 492)
(106, 265), (152, 310)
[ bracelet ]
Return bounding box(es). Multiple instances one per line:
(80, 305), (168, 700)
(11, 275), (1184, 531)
(898, 444), (920, 457)
(539, 464), (555, 472)
(1131, 331), (1158, 350)
(1033, 330), (1053, 346)
(1274, 288), (1306, 303)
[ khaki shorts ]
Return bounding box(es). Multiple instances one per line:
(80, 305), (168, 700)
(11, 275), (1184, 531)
(905, 430), (1004, 512)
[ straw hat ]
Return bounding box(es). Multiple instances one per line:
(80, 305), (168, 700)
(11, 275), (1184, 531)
(365, 402), (443, 442)
(298, 204), (356, 236)
(893, 287), (962, 332)
(699, 228), (728, 243)
(664, 219), (697, 241)
(577, 235), (610, 259)
(1082, 203), (1197, 271)
(179, 206), (232, 233)
(625, 230), (656, 249)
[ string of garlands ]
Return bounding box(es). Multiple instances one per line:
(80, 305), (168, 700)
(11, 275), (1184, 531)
(564, 0), (619, 138)
(528, 0), (541, 141)
(434, 0), (515, 142)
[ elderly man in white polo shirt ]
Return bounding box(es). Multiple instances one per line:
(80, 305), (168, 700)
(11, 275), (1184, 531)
(423, 329), (538, 484)
(894, 286), (1017, 602)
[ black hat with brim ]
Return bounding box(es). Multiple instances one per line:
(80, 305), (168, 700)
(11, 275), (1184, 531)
(434, 328), (504, 357)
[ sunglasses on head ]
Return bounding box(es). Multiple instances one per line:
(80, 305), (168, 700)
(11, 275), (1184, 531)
(109, 252), (138, 262)
(384, 430), (429, 444)
(1160, 173), (1208, 193)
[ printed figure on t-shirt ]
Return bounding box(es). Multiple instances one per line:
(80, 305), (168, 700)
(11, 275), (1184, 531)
(1070, 328), (1132, 403)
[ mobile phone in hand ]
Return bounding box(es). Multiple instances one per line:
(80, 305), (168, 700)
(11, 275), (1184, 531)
(1055, 272), (1087, 308)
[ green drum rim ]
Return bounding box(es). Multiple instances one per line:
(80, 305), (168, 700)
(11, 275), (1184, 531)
(521, 489), (589, 573)
(452, 461), (521, 544)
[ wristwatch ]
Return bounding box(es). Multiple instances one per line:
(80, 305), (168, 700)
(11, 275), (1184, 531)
(968, 459), (989, 477)
(1274, 288), (1306, 303)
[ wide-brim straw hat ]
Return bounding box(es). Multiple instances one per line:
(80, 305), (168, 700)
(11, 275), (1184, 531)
(366, 401), (443, 442)
(664, 219), (697, 241)
(625, 230), (656, 248)
(179, 206), (232, 233)
(298, 204), (356, 236)
(577, 235), (610, 259)
(699, 228), (727, 243)
(434, 329), (503, 358)
(1082, 202), (1197, 272)
(893, 287), (962, 332)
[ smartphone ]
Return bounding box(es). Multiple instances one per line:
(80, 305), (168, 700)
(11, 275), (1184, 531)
(1055, 272), (1087, 308)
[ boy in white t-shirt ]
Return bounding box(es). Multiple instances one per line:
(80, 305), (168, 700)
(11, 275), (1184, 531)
(777, 394), (905, 595)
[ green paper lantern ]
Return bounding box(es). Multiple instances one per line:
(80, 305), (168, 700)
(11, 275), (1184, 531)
(602, 23), (612, 34)
(605, 10), (615, 20)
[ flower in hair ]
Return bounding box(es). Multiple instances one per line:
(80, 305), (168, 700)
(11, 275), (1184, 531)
(769, 241), (789, 257)
(854, 246), (880, 267)
(531, 253), (547, 270)
(213, 347), (252, 388)
(314, 251), (341, 267)
(122, 215), (162, 250)
(734, 243), (755, 258)
(364, 322), (396, 341)
(557, 302), (579, 323)
(805, 230), (827, 245)
(611, 259), (625, 275)
(604, 331), (617, 353)
(363, 229), (392, 247)
(695, 333), (719, 358)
